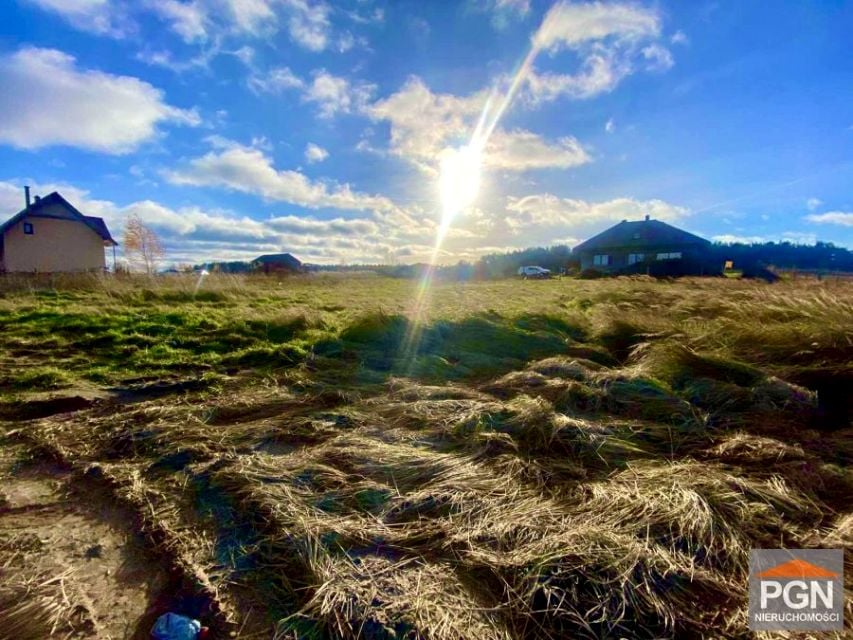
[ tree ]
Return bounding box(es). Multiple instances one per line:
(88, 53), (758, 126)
(123, 215), (164, 275)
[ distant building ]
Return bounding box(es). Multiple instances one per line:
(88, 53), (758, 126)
(0, 188), (117, 273)
(573, 216), (721, 276)
(252, 253), (302, 274)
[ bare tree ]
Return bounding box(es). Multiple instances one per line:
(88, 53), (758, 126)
(123, 215), (164, 275)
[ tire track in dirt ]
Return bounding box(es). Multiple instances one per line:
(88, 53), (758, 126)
(0, 433), (239, 639)
(0, 450), (170, 639)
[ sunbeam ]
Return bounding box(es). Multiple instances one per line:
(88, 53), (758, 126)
(399, 38), (545, 369)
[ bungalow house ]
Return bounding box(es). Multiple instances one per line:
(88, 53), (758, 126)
(252, 253), (302, 274)
(573, 216), (721, 276)
(0, 188), (117, 273)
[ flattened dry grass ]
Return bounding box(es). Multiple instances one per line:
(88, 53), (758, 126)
(0, 575), (83, 640)
(1, 274), (851, 637)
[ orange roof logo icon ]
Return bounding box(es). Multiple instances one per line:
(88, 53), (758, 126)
(756, 558), (839, 579)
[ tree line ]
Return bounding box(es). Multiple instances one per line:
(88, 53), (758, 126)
(192, 241), (852, 279)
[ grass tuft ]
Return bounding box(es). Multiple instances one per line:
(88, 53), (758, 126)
(1, 274), (851, 637)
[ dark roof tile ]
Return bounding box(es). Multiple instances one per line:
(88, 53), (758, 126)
(82, 216), (116, 244)
(253, 253), (302, 265)
(573, 219), (709, 253)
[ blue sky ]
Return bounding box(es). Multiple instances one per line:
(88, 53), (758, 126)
(0, 0), (851, 264)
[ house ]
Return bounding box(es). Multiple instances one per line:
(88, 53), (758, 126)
(0, 188), (117, 273)
(252, 253), (302, 274)
(573, 216), (720, 276)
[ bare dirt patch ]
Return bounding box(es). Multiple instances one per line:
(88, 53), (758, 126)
(0, 452), (170, 639)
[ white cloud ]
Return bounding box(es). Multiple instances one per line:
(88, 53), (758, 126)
(247, 66), (304, 93)
(0, 179), (421, 264)
(283, 0), (332, 51)
(136, 46), (216, 74)
(24, 0), (129, 37)
(346, 6), (384, 25)
(369, 77), (483, 171)
(337, 31), (355, 52)
(304, 70), (375, 118)
(221, 0), (276, 31)
(304, 143), (329, 163)
(207, 0), (333, 50)
(369, 77), (589, 173)
(641, 43), (674, 71)
(0, 47), (198, 154)
(365, 3), (672, 175)
(712, 234), (767, 244)
(524, 1), (672, 104)
(605, 117), (615, 133)
(712, 232), (819, 245)
(782, 231), (817, 244)
(485, 130), (590, 171)
(269, 215), (377, 235)
(484, 0), (531, 30)
(1, 178), (705, 265)
(36, 0), (338, 52)
(806, 211), (853, 227)
(248, 67), (373, 119)
(146, 0), (208, 42)
(534, 1), (660, 50)
(0, 181), (31, 214)
(164, 139), (397, 214)
(497, 0), (530, 12)
(1, 179), (268, 244)
(806, 197), (823, 211)
(524, 51), (632, 102)
(671, 30), (689, 45)
(231, 45), (256, 66)
(505, 194), (688, 230)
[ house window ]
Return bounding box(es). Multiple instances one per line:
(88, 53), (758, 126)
(628, 253), (645, 265)
(23, 222), (34, 235)
(593, 254), (611, 266)
(656, 251), (683, 260)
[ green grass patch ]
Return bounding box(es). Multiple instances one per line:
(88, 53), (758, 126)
(1, 366), (73, 390)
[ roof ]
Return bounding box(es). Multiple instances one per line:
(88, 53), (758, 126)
(0, 191), (117, 245)
(82, 216), (116, 244)
(573, 218), (710, 253)
(253, 253), (302, 266)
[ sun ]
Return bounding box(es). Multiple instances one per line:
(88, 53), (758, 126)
(438, 144), (482, 222)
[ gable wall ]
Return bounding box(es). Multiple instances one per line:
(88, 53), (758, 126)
(2, 215), (106, 272)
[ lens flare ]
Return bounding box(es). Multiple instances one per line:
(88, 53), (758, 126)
(193, 268), (209, 298)
(399, 31), (545, 369)
(439, 144), (482, 221)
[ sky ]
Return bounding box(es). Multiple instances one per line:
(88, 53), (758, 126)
(0, 0), (851, 265)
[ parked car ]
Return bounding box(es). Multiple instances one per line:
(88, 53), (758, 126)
(517, 265), (551, 279)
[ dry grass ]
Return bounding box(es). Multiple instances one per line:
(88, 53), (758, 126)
(0, 574), (83, 640)
(1, 273), (851, 637)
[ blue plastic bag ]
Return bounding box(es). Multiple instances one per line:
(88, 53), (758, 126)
(150, 612), (202, 640)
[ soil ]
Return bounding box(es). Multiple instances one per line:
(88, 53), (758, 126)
(0, 447), (171, 639)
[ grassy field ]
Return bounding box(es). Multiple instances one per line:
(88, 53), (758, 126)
(0, 273), (851, 638)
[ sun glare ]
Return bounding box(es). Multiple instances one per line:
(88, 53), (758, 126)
(439, 145), (482, 221)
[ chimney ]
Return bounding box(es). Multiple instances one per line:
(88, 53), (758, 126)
(34, 195), (40, 203)
(645, 214), (650, 221)
(24, 186), (31, 208)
